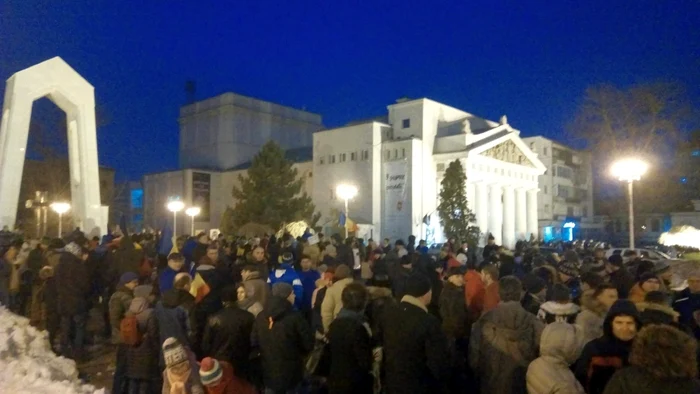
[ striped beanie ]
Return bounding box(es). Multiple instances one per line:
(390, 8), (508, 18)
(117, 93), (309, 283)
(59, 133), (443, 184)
(582, 258), (607, 277)
(199, 357), (223, 386)
(162, 337), (188, 368)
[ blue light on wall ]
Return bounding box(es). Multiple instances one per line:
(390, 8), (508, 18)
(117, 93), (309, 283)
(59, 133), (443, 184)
(692, 150), (700, 157)
(543, 226), (554, 243)
(681, 177), (688, 184)
(131, 189), (144, 209)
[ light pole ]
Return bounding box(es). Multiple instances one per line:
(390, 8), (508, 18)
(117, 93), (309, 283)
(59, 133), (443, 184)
(185, 206), (201, 236)
(50, 202), (71, 238)
(167, 198), (185, 237)
(611, 158), (648, 249)
(336, 184), (358, 238)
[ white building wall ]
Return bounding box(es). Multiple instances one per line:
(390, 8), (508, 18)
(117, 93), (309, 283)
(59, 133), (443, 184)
(179, 92), (322, 170)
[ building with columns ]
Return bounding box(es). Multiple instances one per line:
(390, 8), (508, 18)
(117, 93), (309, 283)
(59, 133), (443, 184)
(313, 98), (547, 248)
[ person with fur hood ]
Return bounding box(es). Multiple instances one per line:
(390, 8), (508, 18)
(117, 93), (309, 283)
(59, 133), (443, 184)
(537, 283), (580, 324)
(603, 325), (700, 394)
(575, 283), (618, 343)
(527, 322), (586, 394)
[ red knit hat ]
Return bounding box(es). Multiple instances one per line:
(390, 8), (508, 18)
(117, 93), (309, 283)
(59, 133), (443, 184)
(199, 357), (223, 386)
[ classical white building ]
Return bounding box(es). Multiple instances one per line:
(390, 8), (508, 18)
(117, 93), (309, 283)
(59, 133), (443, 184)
(522, 136), (600, 241)
(313, 98), (547, 249)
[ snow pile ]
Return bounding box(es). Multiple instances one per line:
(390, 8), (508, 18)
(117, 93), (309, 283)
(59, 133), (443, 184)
(0, 306), (104, 394)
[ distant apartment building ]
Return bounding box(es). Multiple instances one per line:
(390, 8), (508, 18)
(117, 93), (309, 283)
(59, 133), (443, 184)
(522, 136), (599, 241)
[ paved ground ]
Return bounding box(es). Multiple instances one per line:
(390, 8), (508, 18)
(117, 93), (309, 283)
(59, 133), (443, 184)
(76, 307), (116, 392)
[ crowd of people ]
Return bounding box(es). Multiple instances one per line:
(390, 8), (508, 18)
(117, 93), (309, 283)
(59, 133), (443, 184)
(1, 226), (700, 394)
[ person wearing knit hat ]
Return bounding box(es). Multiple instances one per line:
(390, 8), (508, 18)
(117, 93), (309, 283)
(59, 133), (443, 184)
(382, 272), (450, 394)
(267, 250), (304, 309)
(605, 254), (636, 299)
(628, 272), (661, 303)
(199, 356), (257, 394)
(521, 273), (547, 316)
(557, 261), (582, 303)
(271, 282), (294, 301)
(162, 337), (204, 394)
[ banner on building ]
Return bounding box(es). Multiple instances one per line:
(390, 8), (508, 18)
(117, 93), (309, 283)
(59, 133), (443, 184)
(192, 172), (211, 222)
(383, 160), (411, 241)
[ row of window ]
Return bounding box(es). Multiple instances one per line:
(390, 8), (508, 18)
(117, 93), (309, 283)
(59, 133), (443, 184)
(542, 204), (588, 218)
(319, 150), (370, 165)
(386, 148), (406, 160)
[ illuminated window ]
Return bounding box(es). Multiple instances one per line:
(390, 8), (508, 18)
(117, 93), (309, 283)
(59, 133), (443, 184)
(131, 189), (143, 209)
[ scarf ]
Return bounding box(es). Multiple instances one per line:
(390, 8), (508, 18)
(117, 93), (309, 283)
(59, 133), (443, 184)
(166, 363), (192, 394)
(237, 298), (255, 311)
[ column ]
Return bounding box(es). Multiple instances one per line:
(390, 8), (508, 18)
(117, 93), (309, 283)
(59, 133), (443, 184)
(475, 182), (488, 236)
(502, 186), (515, 249)
(515, 188), (527, 240)
(466, 182), (476, 213)
(489, 184), (503, 245)
(527, 189), (539, 241)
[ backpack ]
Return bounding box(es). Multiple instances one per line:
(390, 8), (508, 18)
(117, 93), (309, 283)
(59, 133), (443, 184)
(120, 315), (143, 346)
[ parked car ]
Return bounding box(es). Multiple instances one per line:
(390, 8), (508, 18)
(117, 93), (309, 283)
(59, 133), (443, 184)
(605, 248), (675, 263)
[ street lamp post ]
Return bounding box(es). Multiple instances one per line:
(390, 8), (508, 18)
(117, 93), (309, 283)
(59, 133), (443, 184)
(50, 202), (71, 238)
(185, 206), (201, 236)
(336, 184), (358, 238)
(167, 198), (185, 237)
(611, 158), (648, 249)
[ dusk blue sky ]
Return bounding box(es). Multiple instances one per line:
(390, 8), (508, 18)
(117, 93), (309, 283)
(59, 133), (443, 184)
(2, 0), (699, 181)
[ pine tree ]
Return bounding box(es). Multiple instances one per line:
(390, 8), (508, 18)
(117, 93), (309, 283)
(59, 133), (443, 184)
(437, 159), (480, 245)
(228, 141), (316, 229)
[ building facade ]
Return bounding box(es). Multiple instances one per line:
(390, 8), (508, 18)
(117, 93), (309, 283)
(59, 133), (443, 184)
(522, 136), (598, 242)
(313, 98), (547, 248)
(178, 92), (323, 170)
(112, 181), (144, 232)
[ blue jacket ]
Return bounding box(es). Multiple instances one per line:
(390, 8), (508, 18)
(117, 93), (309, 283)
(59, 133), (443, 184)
(297, 269), (321, 311)
(268, 264), (304, 310)
(159, 267), (179, 294)
(673, 288), (700, 339)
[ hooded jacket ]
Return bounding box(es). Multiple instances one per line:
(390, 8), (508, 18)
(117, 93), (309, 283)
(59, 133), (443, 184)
(602, 325), (700, 394)
(574, 300), (640, 394)
(673, 287), (700, 339)
(321, 277), (354, 332)
(242, 271), (270, 309)
(267, 263), (304, 310)
(108, 286), (134, 344)
(439, 281), (468, 339)
(54, 250), (91, 316)
(252, 295), (314, 392)
(155, 289), (193, 348)
(125, 299), (160, 380)
(575, 290), (609, 343)
(527, 322), (586, 394)
(469, 301), (545, 394)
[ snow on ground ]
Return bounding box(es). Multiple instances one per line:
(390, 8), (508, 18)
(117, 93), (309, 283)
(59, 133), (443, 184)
(0, 306), (104, 394)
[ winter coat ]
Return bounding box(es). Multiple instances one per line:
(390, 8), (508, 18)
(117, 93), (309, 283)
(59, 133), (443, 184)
(155, 290), (193, 347)
(673, 288), (700, 339)
(321, 277), (354, 332)
(527, 322), (586, 394)
(576, 290), (608, 344)
(439, 281), (468, 339)
(521, 292), (544, 316)
(627, 283), (649, 304)
(537, 301), (580, 324)
(109, 286), (135, 344)
(125, 306), (161, 380)
(574, 300), (640, 394)
(326, 309), (373, 394)
(297, 269), (320, 312)
(464, 269), (485, 319)
(55, 252), (91, 316)
(192, 265), (225, 355)
(201, 305), (255, 380)
(388, 265), (411, 300)
(302, 244), (321, 267)
(381, 295), (450, 394)
(112, 237), (145, 279)
(482, 282), (500, 314)
(267, 264), (304, 310)
(252, 296), (314, 392)
(469, 301), (545, 394)
(193, 242), (208, 266)
(602, 323), (700, 394)
(609, 267), (635, 299)
(242, 272), (270, 309)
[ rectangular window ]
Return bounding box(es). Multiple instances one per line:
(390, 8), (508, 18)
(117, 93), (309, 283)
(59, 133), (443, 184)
(350, 152), (357, 161)
(362, 150), (369, 160)
(130, 189), (144, 209)
(319, 156), (325, 165)
(401, 148), (406, 158)
(330, 155), (336, 164)
(339, 153), (346, 162)
(543, 147), (548, 156)
(394, 149), (398, 159)
(544, 185), (548, 194)
(556, 166), (573, 179)
(385, 150), (390, 160)
(402, 119), (410, 128)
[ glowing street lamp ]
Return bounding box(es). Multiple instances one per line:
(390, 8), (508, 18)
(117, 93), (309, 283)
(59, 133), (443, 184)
(185, 206), (201, 236)
(611, 158), (648, 249)
(167, 198), (185, 236)
(50, 202), (70, 238)
(336, 184), (358, 238)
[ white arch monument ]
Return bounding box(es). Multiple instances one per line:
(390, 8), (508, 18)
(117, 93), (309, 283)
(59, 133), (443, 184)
(0, 57), (108, 236)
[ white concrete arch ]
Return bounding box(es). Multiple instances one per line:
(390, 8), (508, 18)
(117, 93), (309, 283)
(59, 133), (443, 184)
(0, 57), (107, 236)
